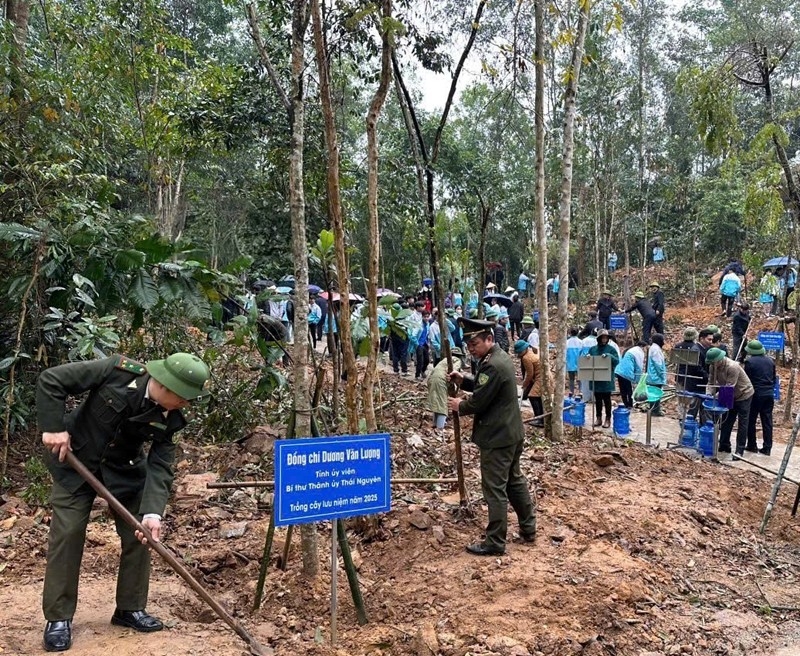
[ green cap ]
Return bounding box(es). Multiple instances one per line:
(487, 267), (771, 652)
(705, 347), (725, 364)
(485, 307), (500, 319)
(521, 316), (534, 325)
(147, 353), (211, 400)
(705, 324), (721, 335)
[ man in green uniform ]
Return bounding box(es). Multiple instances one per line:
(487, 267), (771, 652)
(447, 318), (537, 556)
(37, 352), (211, 651)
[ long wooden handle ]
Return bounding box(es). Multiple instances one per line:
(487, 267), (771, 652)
(63, 451), (267, 656)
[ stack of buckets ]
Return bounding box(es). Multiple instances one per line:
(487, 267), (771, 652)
(563, 398), (586, 426)
(679, 416), (715, 456)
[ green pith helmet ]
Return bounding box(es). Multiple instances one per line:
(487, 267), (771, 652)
(649, 281), (660, 288)
(705, 347), (725, 364)
(745, 340), (766, 356)
(705, 324), (721, 335)
(634, 291), (645, 299)
(147, 353), (211, 400)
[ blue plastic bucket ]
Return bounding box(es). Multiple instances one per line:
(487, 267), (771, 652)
(563, 399), (585, 426)
(681, 416), (698, 448)
(698, 421), (715, 457)
(612, 406), (630, 435)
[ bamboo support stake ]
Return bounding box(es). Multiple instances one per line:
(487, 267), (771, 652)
(336, 518), (368, 625)
(63, 453), (267, 656)
(760, 408), (800, 533)
(252, 509), (276, 611)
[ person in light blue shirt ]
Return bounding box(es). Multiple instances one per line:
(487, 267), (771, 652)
(653, 245), (666, 264)
(719, 271), (742, 318)
(614, 341), (645, 408)
(646, 334), (667, 416)
(565, 327), (583, 395)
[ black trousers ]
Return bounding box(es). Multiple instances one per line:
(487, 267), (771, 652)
(617, 376), (633, 407)
(720, 397), (751, 453)
(594, 392), (612, 420)
(747, 395), (774, 452)
(510, 320), (522, 340)
(642, 315), (655, 342)
(415, 345), (429, 378)
(720, 294), (736, 317)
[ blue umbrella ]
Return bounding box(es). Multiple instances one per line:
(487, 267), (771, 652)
(763, 256), (799, 269)
(308, 284), (322, 294)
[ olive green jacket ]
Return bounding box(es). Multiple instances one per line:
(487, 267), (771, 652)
(37, 355), (187, 515)
(457, 345), (524, 449)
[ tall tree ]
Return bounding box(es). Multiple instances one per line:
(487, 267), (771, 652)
(362, 0), (393, 433)
(310, 0), (360, 433)
(553, 1), (591, 442)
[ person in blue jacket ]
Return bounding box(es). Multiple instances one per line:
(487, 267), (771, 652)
(565, 327), (582, 396)
(646, 333), (668, 416)
(614, 341), (646, 408)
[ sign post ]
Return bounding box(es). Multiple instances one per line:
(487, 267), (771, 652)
(758, 331), (785, 353)
(274, 434), (391, 644)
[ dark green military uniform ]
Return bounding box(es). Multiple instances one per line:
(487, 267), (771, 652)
(458, 344), (537, 551)
(37, 355), (187, 620)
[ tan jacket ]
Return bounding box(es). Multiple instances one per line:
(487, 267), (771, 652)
(520, 349), (542, 398)
(707, 357), (754, 402)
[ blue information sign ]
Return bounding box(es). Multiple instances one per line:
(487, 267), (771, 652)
(609, 314), (628, 331)
(274, 434), (391, 527)
(758, 331), (785, 352)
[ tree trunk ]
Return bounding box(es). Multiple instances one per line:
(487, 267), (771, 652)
(533, 0), (553, 438)
(478, 200), (490, 319)
(553, 0), (591, 442)
(285, 0), (317, 577)
(361, 0), (392, 433)
(311, 0), (359, 433)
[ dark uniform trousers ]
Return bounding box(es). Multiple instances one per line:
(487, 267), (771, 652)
(44, 479), (150, 620)
(479, 441), (537, 551)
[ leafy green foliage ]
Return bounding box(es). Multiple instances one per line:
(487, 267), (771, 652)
(21, 457), (51, 507)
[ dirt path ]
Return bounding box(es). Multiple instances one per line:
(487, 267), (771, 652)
(0, 576), (247, 655)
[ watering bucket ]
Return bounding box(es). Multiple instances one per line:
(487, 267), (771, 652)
(612, 406), (630, 435)
(718, 385), (734, 409)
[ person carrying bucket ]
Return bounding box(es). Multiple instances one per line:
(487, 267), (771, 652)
(705, 348), (754, 456)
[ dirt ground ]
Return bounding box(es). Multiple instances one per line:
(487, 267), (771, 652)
(4, 278), (800, 656)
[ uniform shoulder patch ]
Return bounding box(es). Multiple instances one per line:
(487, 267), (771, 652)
(478, 372), (490, 386)
(115, 356), (147, 375)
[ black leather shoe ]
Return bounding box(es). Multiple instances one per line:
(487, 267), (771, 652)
(111, 609), (164, 632)
(465, 542), (505, 556)
(759, 448), (772, 456)
(718, 445), (731, 453)
(745, 446), (759, 453)
(43, 620), (72, 652)
(519, 532), (536, 543)
(735, 449), (744, 457)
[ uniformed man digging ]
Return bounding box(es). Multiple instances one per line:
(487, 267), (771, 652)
(37, 353), (211, 651)
(447, 318), (537, 556)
